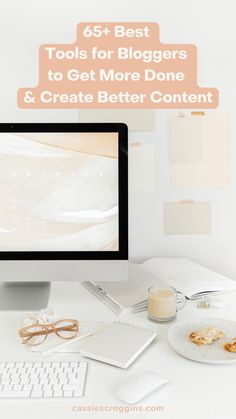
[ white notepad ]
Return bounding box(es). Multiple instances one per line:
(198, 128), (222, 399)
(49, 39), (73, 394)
(80, 321), (157, 369)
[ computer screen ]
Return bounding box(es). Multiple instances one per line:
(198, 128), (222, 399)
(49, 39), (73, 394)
(0, 126), (127, 256)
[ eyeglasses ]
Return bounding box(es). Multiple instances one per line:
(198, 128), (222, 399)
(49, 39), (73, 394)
(18, 319), (79, 346)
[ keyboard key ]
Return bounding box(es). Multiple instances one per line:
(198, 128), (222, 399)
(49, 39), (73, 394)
(68, 379), (83, 385)
(63, 390), (73, 398)
(53, 390), (63, 398)
(23, 385), (32, 391)
(58, 378), (68, 385)
(33, 384), (42, 391)
(49, 378), (58, 385)
(29, 378), (39, 385)
(42, 385), (52, 392)
(31, 391), (43, 398)
(0, 390), (30, 398)
(42, 363), (51, 368)
(11, 373), (19, 381)
(52, 384), (62, 392)
(21, 379), (30, 385)
(13, 385), (22, 391)
(74, 390), (83, 397)
(48, 373), (57, 379)
(1, 379), (11, 385)
(1, 373), (10, 379)
(39, 379), (48, 385)
(43, 391), (53, 398)
(61, 362), (70, 368)
(33, 363), (43, 368)
(51, 362), (60, 368)
(3, 385), (13, 391)
(25, 362), (33, 368)
(15, 363), (24, 370)
(63, 384), (78, 392)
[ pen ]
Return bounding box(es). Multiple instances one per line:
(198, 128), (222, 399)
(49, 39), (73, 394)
(42, 332), (93, 356)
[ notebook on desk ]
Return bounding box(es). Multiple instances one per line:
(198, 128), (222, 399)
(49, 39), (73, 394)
(80, 321), (157, 369)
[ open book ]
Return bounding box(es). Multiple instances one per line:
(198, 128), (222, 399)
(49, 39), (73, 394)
(82, 258), (236, 315)
(142, 258), (236, 299)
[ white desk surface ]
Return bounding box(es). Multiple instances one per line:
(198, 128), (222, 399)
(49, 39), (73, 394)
(0, 281), (235, 419)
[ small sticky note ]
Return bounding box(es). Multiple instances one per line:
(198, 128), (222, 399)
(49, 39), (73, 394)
(163, 201), (211, 235)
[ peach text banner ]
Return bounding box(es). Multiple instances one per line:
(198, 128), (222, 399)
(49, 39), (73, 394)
(18, 22), (219, 109)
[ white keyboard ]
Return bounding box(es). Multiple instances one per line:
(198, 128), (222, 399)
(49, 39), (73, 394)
(0, 361), (88, 399)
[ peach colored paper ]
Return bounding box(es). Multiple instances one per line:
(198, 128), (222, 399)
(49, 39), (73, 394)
(163, 201), (211, 235)
(170, 112), (229, 187)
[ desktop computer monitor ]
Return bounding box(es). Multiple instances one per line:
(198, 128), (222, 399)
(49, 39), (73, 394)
(0, 123), (128, 310)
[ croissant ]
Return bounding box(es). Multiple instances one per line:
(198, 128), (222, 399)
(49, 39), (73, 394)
(189, 327), (224, 346)
(224, 338), (236, 353)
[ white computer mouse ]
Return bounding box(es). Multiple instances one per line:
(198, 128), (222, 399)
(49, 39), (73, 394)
(116, 372), (168, 404)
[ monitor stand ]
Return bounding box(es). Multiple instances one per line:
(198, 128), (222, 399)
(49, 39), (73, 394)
(0, 282), (51, 311)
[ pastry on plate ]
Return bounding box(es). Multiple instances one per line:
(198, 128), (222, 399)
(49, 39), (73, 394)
(224, 338), (236, 353)
(189, 327), (224, 346)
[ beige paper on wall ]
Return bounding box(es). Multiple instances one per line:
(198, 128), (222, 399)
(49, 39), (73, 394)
(129, 142), (156, 192)
(170, 112), (229, 187)
(163, 201), (211, 235)
(79, 109), (155, 132)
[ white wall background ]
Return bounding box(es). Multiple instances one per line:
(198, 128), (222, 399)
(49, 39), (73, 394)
(0, 0), (236, 279)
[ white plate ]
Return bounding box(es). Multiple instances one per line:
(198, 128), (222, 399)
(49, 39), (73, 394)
(167, 318), (236, 364)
